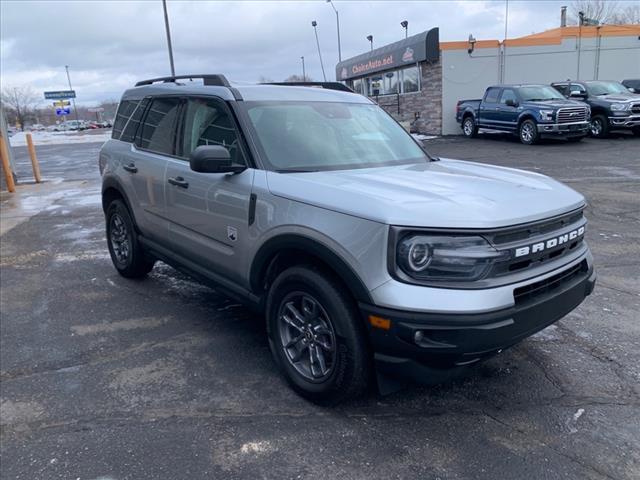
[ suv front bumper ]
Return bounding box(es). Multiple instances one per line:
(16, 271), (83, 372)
(360, 260), (595, 384)
(537, 121), (590, 136)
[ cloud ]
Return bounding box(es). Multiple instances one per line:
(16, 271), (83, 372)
(2, 0), (625, 105)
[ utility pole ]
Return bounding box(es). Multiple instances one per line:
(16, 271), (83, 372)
(326, 0), (342, 62)
(162, 0), (176, 76)
(501, 0), (509, 83)
(311, 21), (327, 82)
(301, 56), (306, 80)
(65, 65), (80, 122)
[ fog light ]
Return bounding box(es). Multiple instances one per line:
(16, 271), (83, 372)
(414, 331), (424, 343)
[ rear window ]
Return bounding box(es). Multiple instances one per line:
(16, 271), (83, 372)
(137, 97), (180, 155)
(112, 100), (140, 140)
(120, 99), (148, 143)
(484, 88), (500, 103)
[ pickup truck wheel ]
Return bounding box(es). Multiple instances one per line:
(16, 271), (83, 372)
(462, 116), (478, 138)
(519, 119), (539, 145)
(106, 200), (155, 278)
(266, 265), (370, 404)
(590, 115), (609, 138)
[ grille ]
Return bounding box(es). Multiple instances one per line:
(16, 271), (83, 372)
(557, 107), (589, 124)
(514, 260), (587, 304)
(631, 103), (640, 114)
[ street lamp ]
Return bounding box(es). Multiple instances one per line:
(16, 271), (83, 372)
(401, 20), (408, 38)
(312, 21), (327, 81)
(326, 0), (342, 62)
(366, 35), (373, 51)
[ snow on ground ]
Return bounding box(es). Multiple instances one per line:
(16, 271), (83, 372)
(412, 133), (438, 142)
(9, 130), (113, 147)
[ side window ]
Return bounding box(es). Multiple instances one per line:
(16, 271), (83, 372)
(484, 88), (500, 103)
(112, 100), (139, 140)
(137, 97), (180, 155)
(553, 84), (569, 96)
(499, 89), (517, 105)
(120, 98), (148, 143)
(179, 98), (246, 165)
(570, 84), (586, 95)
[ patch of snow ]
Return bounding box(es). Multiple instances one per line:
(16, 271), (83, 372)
(240, 441), (272, 454)
(8, 130), (112, 146)
(530, 324), (560, 341)
(412, 133), (438, 142)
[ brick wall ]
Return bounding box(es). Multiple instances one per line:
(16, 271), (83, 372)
(373, 60), (443, 135)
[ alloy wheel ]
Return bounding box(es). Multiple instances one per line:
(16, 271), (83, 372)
(463, 118), (474, 136)
(277, 292), (336, 382)
(109, 213), (130, 264)
(591, 118), (602, 136)
(521, 122), (534, 143)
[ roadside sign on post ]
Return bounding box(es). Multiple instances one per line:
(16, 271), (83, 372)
(56, 107), (71, 116)
(53, 100), (71, 107)
(44, 90), (76, 100)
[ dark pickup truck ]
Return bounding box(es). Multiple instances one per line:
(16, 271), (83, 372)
(456, 84), (590, 144)
(551, 80), (640, 138)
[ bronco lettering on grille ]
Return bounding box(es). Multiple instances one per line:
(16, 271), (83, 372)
(514, 226), (585, 258)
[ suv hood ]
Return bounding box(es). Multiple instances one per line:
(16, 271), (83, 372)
(266, 160), (585, 228)
(595, 93), (639, 102)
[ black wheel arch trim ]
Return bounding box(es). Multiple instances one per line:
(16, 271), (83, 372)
(250, 234), (373, 304)
(101, 177), (140, 231)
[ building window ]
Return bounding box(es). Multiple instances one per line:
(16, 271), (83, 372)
(368, 77), (383, 96)
(353, 78), (363, 94)
(401, 65), (419, 93)
(383, 71), (399, 95)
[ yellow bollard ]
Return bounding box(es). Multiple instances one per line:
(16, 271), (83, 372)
(0, 135), (16, 193)
(25, 133), (42, 183)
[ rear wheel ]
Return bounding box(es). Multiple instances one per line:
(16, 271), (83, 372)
(106, 200), (155, 278)
(462, 116), (478, 138)
(590, 114), (609, 138)
(519, 119), (539, 145)
(266, 265), (370, 404)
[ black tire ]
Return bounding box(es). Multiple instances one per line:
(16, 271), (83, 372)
(106, 199), (154, 278)
(519, 119), (539, 145)
(590, 114), (609, 138)
(266, 265), (371, 405)
(567, 136), (584, 143)
(462, 115), (478, 138)
(632, 127), (640, 137)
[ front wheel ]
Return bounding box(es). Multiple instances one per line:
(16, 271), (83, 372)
(266, 265), (371, 404)
(590, 114), (609, 138)
(106, 200), (155, 278)
(519, 119), (539, 145)
(462, 116), (478, 138)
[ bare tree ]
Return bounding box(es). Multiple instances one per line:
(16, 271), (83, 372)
(258, 75), (275, 83)
(570, 0), (620, 24)
(1, 86), (40, 130)
(283, 74), (314, 83)
(609, 4), (640, 24)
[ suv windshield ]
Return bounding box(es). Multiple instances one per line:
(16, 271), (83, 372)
(585, 81), (630, 96)
(518, 86), (565, 102)
(242, 101), (428, 172)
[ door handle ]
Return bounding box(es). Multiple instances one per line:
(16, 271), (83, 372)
(123, 163), (138, 173)
(168, 176), (189, 188)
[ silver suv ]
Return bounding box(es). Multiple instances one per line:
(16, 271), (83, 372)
(100, 74), (596, 404)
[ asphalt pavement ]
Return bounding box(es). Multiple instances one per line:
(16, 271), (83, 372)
(1, 133), (639, 479)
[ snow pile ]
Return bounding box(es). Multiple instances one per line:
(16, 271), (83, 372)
(9, 130), (113, 147)
(412, 133), (438, 142)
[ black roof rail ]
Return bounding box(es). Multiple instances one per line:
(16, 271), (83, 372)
(135, 74), (231, 87)
(262, 82), (353, 93)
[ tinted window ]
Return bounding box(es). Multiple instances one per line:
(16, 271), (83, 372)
(553, 84), (569, 96)
(484, 88), (500, 103)
(402, 66), (419, 93)
(179, 98), (245, 165)
(499, 89), (517, 104)
(112, 100), (139, 139)
(120, 99), (148, 143)
(570, 84), (586, 94)
(138, 97), (180, 155)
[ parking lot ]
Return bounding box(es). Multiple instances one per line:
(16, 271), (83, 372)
(1, 133), (639, 479)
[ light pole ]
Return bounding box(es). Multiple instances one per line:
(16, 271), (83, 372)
(162, 0), (176, 76)
(367, 35), (373, 51)
(326, 0), (342, 62)
(301, 56), (306, 80)
(64, 65), (80, 122)
(502, 0), (509, 82)
(311, 21), (327, 82)
(401, 20), (408, 39)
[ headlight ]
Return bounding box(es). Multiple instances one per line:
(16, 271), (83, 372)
(396, 234), (509, 283)
(610, 103), (628, 111)
(539, 110), (555, 121)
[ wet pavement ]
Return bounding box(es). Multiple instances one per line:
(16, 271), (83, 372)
(1, 135), (639, 479)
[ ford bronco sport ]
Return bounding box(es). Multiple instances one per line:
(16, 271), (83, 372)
(100, 74), (596, 403)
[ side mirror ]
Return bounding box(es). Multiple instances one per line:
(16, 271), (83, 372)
(189, 145), (246, 174)
(505, 98), (518, 107)
(570, 91), (586, 99)
(628, 87), (636, 93)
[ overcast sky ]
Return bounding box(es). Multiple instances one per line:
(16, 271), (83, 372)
(0, 0), (631, 106)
